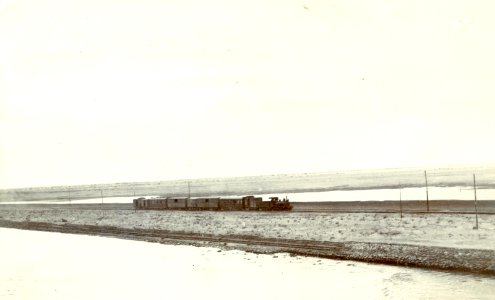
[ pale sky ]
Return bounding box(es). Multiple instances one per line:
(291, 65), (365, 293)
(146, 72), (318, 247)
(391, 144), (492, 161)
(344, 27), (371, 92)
(1, 0), (494, 188)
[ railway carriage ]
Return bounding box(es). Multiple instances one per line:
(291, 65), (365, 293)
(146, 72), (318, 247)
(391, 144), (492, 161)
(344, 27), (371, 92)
(133, 195), (292, 211)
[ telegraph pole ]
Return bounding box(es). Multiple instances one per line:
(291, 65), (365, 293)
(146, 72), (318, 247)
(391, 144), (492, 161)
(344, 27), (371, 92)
(399, 189), (403, 219)
(68, 186), (71, 205)
(424, 171), (429, 212)
(473, 174), (479, 229)
(188, 181), (191, 199)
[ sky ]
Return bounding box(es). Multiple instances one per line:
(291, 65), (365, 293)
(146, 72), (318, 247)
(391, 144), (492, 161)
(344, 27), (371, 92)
(1, 0), (494, 189)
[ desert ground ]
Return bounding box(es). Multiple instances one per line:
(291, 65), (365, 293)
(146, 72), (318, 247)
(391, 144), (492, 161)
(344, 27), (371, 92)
(3, 228), (494, 300)
(295, 200), (495, 213)
(1, 204), (494, 249)
(1, 202), (494, 274)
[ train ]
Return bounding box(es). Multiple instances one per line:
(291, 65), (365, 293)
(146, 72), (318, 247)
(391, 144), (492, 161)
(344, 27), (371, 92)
(133, 195), (293, 211)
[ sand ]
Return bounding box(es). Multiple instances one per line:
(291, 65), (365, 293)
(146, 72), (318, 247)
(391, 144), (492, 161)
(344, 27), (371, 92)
(1, 204), (494, 274)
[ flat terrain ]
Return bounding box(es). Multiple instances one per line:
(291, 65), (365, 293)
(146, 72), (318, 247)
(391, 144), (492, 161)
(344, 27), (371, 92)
(1, 204), (494, 250)
(4, 228), (494, 300)
(1, 201), (494, 274)
(294, 200), (495, 213)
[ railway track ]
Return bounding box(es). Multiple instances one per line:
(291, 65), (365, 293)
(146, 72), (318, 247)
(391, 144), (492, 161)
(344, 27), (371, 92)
(1, 219), (494, 275)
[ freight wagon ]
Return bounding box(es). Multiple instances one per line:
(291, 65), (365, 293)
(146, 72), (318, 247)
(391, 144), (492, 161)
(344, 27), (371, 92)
(133, 195), (292, 211)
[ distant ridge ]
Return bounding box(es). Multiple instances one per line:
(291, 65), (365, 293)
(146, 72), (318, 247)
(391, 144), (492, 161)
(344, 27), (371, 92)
(1, 164), (494, 202)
